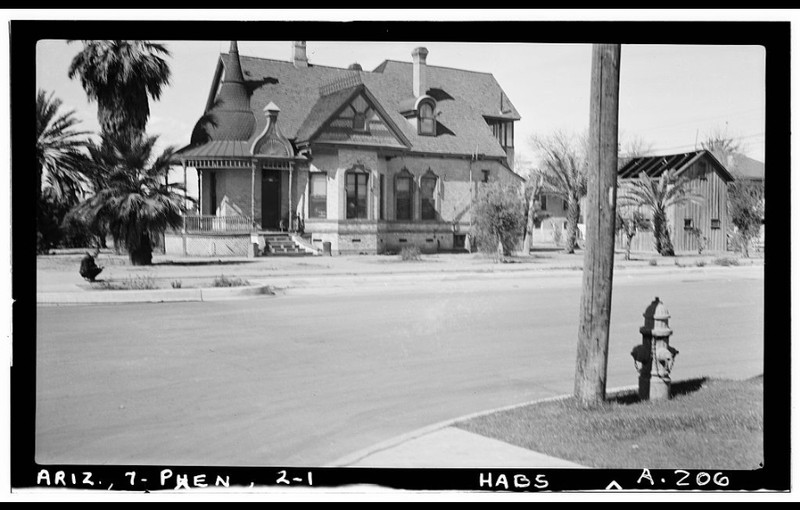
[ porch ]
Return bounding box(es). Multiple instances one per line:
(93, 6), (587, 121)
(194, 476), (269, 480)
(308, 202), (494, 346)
(183, 215), (303, 234)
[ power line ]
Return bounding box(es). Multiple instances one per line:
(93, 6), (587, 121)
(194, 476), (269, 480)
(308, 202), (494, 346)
(648, 132), (765, 154)
(626, 107), (764, 134)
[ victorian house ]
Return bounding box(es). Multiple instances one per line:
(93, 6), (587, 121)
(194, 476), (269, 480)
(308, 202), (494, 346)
(169, 41), (522, 256)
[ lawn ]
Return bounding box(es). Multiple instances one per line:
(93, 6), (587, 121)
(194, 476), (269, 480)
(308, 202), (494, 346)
(454, 377), (763, 470)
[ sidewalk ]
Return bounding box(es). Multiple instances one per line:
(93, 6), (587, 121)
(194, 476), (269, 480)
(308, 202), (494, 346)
(36, 249), (764, 303)
(330, 384), (647, 468)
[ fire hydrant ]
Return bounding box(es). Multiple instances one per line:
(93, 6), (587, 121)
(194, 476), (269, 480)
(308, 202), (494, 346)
(631, 297), (679, 401)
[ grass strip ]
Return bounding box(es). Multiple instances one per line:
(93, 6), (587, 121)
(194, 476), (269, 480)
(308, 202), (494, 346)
(455, 376), (763, 469)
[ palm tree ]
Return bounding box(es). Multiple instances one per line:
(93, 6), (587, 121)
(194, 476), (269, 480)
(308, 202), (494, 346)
(68, 40), (171, 140)
(68, 135), (186, 265)
(618, 170), (703, 256)
(36, 89), (90, 206)
(531, 131), (588, 254)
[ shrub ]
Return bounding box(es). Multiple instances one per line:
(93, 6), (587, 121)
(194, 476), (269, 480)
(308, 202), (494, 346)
(695, 260), (706, 267)
(171, 280), (182, 289)
(400, 246), (422, 261)
(648, 258), (658, 266)
(213, 275), (250, 287)
(470, 181), (526, 257)
(714, 256), (740, 267)
(687, 227), (709, 255)
(93, 275), (157, 290)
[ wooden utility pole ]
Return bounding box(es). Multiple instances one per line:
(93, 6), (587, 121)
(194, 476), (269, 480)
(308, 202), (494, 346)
(574, 44), (621, 406)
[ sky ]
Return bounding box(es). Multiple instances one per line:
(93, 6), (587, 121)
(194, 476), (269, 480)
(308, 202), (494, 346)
(36, 39), (766, 174)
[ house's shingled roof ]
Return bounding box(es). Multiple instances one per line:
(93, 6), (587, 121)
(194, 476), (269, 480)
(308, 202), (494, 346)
(294, 84), (363, 143)
(181, 50), (518, 160)
(618, 150), (735, 182)
(730, 153), (765, 181)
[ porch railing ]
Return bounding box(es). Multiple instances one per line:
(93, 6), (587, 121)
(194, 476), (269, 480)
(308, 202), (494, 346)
(184, 215), (253, 233)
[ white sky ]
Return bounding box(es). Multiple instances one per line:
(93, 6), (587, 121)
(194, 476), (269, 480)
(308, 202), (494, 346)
(36, 39), (765, 169)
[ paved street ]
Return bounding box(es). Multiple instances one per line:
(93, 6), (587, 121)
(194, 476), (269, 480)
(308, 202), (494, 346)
(35, 267), (764, 467)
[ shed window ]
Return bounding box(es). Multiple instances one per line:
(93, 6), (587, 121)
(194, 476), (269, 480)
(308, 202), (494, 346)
(481, 170), (490, 183)
(309, 173), (327, 219)
(711, 219), (721, 229)
(684, 218), (694, 230)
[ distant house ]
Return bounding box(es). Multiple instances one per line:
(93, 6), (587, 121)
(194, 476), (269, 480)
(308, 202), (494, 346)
(169, 41), (522, 256)
(527, 193), (584, 246)
(725, 153), (765, 183)
(616, 150), (735, 253)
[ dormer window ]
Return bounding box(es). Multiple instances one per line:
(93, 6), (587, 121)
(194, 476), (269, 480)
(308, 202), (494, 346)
(418, 101), (436, 136)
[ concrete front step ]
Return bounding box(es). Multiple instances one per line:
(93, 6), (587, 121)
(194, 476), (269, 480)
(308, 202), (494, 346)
(262, 234), (313, 257)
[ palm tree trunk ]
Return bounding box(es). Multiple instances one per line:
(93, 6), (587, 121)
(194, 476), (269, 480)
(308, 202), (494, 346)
(564, 197), (580, 254)
(129, 233), (153, 265)
(625, 232), (634, 261)
(653, 210), (674, 256)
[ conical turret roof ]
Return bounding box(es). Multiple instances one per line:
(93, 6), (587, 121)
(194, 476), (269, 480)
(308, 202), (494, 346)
(190, 41), (256, 144)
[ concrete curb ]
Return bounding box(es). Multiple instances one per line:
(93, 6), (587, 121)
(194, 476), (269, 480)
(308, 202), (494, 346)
(36, 283), (274, 305)
(325, 383), (656, 468)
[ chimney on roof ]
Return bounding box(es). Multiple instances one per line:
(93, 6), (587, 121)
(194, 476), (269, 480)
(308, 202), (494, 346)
(292, 41), (309, 68)
(412, 46), (428, 98)
(348, 63), (363, 71)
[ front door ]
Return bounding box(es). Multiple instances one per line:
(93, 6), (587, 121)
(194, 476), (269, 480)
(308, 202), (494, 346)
(262, 170), (281, 230)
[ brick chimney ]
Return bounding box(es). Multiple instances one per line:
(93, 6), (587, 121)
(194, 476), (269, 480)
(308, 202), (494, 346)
(412, 47), (428, 97)
(292, 41), (308, 68)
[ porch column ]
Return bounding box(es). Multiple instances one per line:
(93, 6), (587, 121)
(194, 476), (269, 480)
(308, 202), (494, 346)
(288, 162), (294, 231)
(182, 161), (187, 255)
(198, 168), (203, 216)
(251, 162), (257, 231)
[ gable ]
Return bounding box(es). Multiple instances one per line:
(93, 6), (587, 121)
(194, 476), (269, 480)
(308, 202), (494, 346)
(298, 86), (409, 150)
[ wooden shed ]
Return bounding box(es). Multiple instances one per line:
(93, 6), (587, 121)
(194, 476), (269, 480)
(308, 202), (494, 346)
(617, 150), (735, 253)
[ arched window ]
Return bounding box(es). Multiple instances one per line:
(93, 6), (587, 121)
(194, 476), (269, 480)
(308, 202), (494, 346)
(419, 102), (435, 136)
(420, 170), (438, 220)
(345, 167), (369, 219)
(395, 169), (414, 221)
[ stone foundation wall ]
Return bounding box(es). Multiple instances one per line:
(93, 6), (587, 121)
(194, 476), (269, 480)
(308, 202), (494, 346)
(164, 233), (251, 257)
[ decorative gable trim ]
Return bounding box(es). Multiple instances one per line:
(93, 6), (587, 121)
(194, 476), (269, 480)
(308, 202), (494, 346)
(250, 102), (295, 158)
(308, 86), (411, 149)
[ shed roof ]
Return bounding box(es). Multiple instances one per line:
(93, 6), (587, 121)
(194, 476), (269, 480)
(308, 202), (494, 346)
(617, 150), (735, 182)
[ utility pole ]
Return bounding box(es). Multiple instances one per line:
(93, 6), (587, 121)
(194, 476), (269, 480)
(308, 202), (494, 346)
(574, 44), (621, 407)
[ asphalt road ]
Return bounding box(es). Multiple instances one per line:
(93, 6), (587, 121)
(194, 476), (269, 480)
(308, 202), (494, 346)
(35, 267), (764, 467)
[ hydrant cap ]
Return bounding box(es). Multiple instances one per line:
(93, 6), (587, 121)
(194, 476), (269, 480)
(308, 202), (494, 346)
(643, 297), (671, 321)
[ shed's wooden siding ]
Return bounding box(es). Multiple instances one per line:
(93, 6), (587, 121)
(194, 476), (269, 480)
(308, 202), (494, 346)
(670, 159), (729, 252)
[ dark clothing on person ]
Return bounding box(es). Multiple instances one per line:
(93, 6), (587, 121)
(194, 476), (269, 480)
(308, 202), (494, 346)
(80, 253), (103, 282)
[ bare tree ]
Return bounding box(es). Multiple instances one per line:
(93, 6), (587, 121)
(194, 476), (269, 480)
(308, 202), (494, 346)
(521, 173), (546, 253)
(700, 127), (745, 173)
(618, 132), (654, 168)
